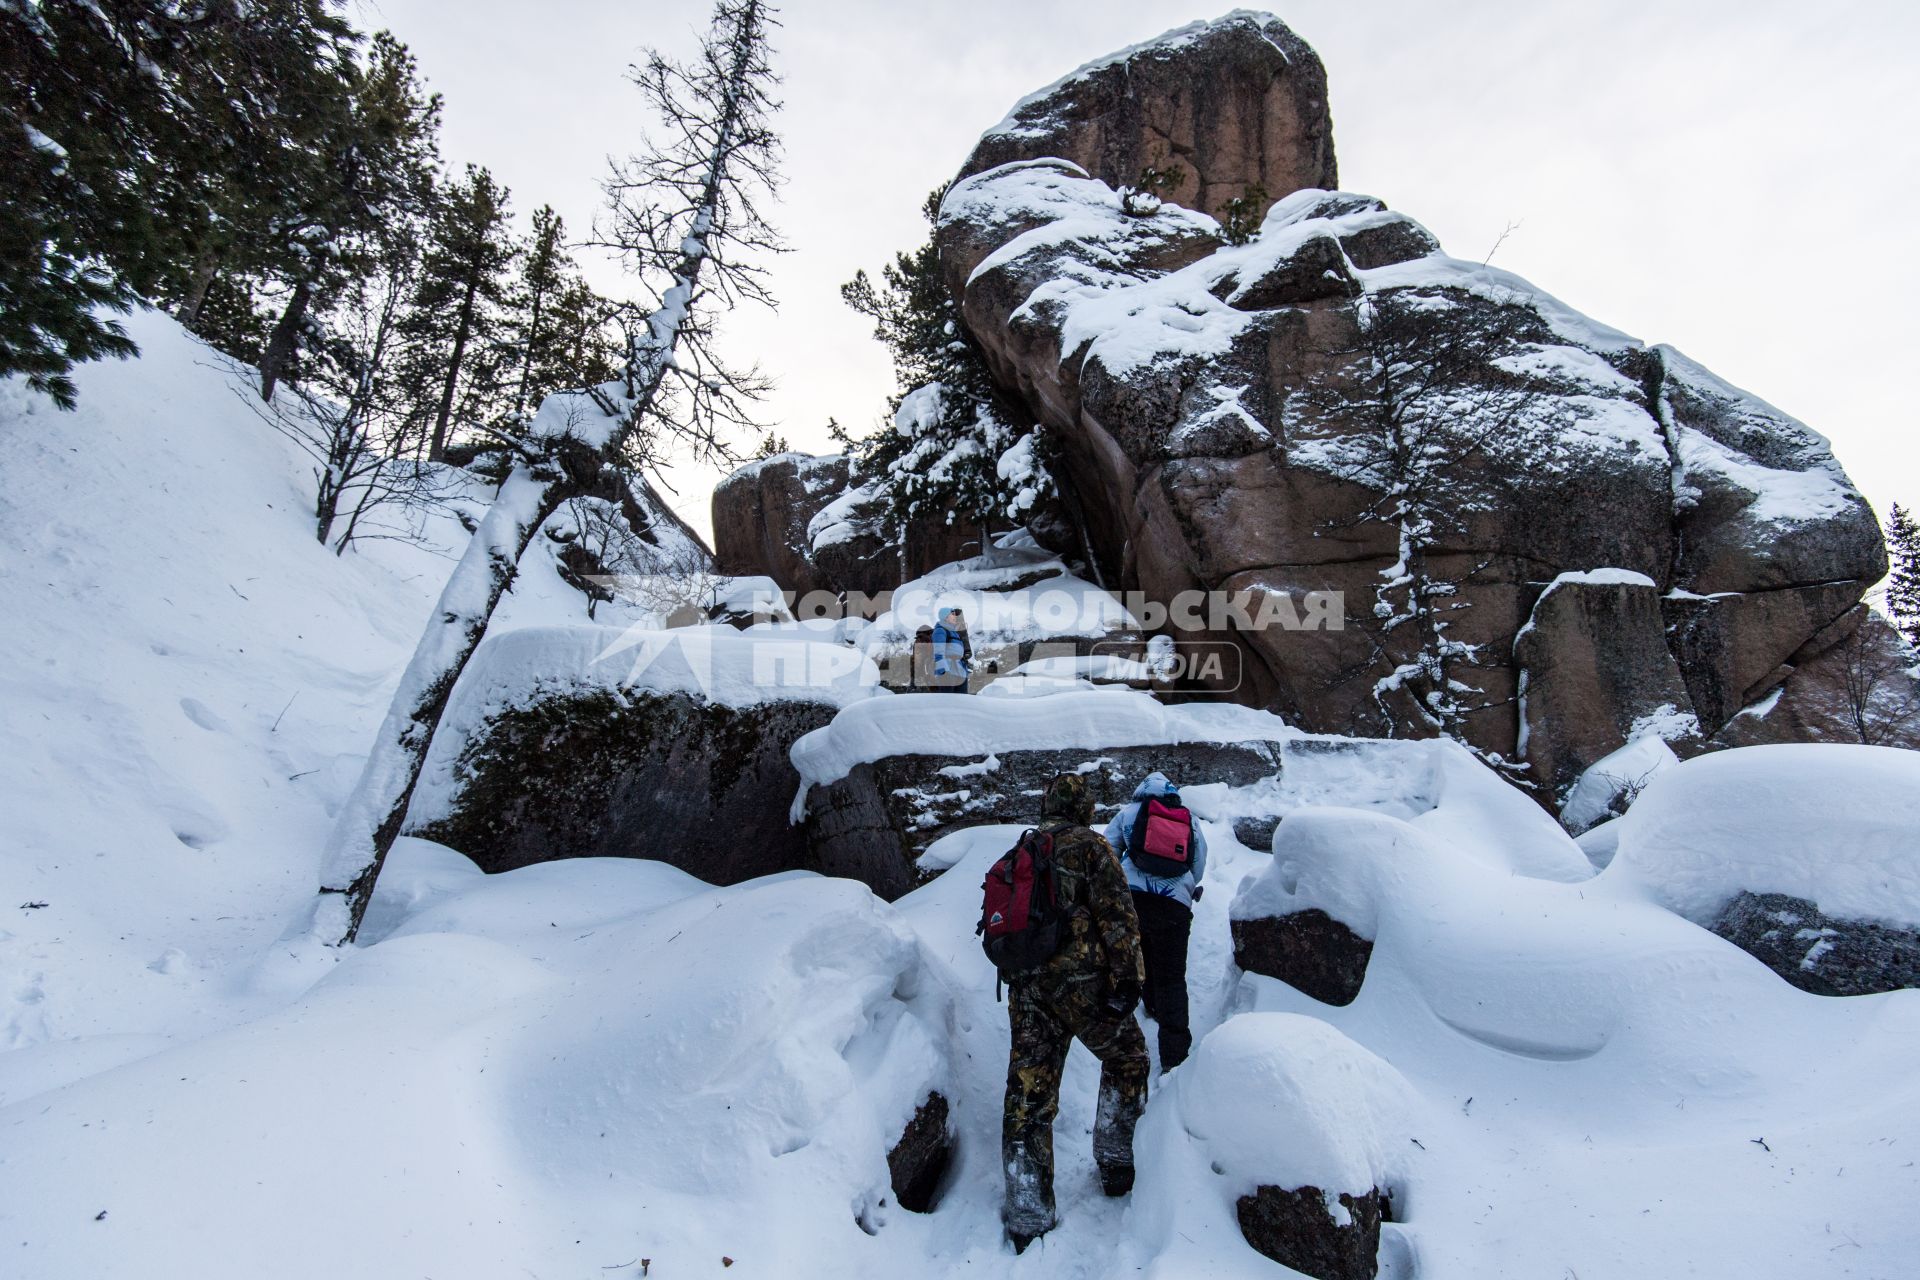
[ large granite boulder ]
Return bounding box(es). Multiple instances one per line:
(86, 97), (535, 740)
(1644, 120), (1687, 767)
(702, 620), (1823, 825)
(410, 687), (838, 879)
(934, 45), (1887, 788)
(1712, 605), (1920, 750)
(959, 12), (1337, 224)
(710, 452), (850, 597)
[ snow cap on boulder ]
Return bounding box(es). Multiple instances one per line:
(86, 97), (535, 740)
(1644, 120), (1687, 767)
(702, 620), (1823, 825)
(1168, 1012), (1415, 1199)
(1605, 743), (1920, 930)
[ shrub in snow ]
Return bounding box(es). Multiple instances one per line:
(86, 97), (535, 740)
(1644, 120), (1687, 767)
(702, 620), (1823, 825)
(1606, 743), (1920, 931)
(1137, 1013), (1414, 1280)
(1556, 733), (1680, 837)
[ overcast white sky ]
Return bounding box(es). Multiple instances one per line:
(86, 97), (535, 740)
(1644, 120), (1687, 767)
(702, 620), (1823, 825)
(357, 0), (1919, 544)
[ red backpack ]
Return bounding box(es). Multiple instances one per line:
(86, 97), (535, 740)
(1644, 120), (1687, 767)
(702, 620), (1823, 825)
(978, 828), (1067, 975)
(1127, 793), (1194, 878)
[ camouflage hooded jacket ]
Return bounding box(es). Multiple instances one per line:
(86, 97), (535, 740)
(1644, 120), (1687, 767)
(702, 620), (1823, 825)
(1023, 773), (1147, 995)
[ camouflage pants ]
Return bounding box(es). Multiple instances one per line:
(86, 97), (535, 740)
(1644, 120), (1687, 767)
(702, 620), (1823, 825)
(1001, 971), (1149, 1236)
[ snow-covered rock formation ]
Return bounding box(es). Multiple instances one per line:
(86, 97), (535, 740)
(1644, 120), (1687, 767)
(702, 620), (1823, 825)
(402, 626), (883, 881)
(934, 15), (1914, 802)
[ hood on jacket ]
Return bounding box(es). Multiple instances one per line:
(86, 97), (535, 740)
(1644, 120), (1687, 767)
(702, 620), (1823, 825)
(1131, 771), (1174, 801)
(1041, 772), (1095, 825)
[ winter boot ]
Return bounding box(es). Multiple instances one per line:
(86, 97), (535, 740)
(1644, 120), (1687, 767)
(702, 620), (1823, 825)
(1099, 1161), (1135, 1197)
(1003, 1141), (1056, 1247)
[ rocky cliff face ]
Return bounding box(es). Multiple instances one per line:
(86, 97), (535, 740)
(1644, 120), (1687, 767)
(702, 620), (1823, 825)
(931, 24), (1912, 801)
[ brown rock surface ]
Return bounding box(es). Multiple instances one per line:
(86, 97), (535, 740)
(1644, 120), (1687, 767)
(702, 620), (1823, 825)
(1515, 574), (1704, 798)
(887, 1092), (954, 1214)
(1237, 1183), (1385, 1280)
(711, 452), (849, 596)
(710, 452), (978, 598)
(1231, 908), (1374, 1006)
(959, 12), (1337, 224)
(1712, 605), (1920, 749)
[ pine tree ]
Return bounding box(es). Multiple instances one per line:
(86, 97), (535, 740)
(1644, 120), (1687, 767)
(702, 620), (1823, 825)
(311, 0), (783, 945)
(1, 0), (356, 405)
(256, 31), (440, 402)
(509, 205), (569, 423)
(1885, 502), (1920, 652)
(503, 205), (621, 430)
(401, 165), (519, 459)
(841, 187), (1049, 538)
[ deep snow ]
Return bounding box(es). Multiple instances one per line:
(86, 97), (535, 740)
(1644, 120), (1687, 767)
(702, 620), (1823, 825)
(4, 312), (1920, 1280)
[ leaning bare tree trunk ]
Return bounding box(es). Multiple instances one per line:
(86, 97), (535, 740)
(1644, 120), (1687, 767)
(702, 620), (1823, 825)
(179, 246), (223, 329)
(308, 0), (771, 946)
(308, 459), (576, 942)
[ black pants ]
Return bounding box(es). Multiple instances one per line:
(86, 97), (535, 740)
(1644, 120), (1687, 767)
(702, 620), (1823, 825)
(1130, 890), (1193, 1069)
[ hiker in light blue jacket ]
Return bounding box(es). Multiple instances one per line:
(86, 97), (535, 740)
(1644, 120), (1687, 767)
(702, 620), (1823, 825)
(1105, 771), (1207, 1068)
(930, 606), (971, 693)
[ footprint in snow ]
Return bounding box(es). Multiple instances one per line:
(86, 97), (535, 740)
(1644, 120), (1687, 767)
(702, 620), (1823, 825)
(179, 697), (228, 733)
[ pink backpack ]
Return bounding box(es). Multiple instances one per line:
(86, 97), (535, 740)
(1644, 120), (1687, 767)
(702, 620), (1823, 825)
(1128, 794), (1193, 878)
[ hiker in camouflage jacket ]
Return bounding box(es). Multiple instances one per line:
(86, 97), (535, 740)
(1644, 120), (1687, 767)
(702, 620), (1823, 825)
(1001, 772), (1150, 1251)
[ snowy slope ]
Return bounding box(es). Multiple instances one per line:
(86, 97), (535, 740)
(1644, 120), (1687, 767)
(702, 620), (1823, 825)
(0, 311), (477, 1052)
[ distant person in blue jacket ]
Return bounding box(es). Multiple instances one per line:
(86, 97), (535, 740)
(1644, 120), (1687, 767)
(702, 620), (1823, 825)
(1105, 771), (1207, 1069)
(930, 606), (972, 693)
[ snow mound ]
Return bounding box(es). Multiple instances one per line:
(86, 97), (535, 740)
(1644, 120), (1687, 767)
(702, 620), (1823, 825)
(1173, 1013), (1415, 1198)
(0, 868), (953, 1278)
(1276, 737), (1593, 882)
(1234, 807), (1428, 939)
(1605, 744), (1920, 929)
(0, 309), (481, 1043)
(1557, 734), (1679, 838)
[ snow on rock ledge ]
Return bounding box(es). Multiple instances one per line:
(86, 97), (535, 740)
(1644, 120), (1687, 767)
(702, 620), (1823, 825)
(791, 687), (1287, 793)
(404, 626), (886, 883)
